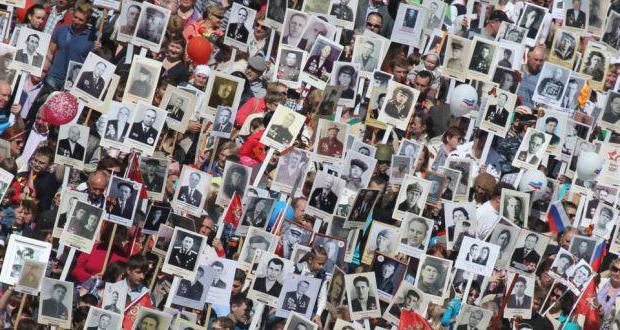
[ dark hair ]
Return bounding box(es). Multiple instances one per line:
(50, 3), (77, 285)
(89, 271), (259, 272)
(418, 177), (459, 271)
(26, 34), (40, 43)
(415, 70), (434, 82)
(442, 126), (464, 145)
(52, 283), (68, 293)
(353, 276), (370, 287)
(268, 257), (284, 268)
(211, 261), (224, 269)
(545, 117), (559, 125)
(25, 4), (45, 25)
(515, 277), (527, 285)
(102, 261), (127, 283)
(34, 146), (55, 163)
(126, 254), (149, 273)
(213, 317), (234, 329)
(452, 207), (470, 219)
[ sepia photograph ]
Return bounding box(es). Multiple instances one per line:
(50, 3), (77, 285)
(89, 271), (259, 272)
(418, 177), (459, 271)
(414, 255), (452, 303)
(281, 10), (310, 46)
(71, 52), (116, 106)
(216, 161), (251, 207)
(133, 2), (171, 52)
(248, 252), (293, 307)
(60, 201), (104, 253)
(131, 307), (172, 330)
(361, 222), (400, 265)
(301, 35), (344, 89)
(466, 37), (498, 80)
(123, 55), (163, 104)
(441, 35), (471, 81)
(0, 235), (52, 285)
(15, 260), (46, 295)
(313, 119), (347, 161)
(377, 81), (419, 131)
(261, 105), (306, 151)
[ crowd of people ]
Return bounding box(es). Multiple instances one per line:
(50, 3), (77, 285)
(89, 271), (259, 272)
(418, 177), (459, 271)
(0, 0), (620, 328)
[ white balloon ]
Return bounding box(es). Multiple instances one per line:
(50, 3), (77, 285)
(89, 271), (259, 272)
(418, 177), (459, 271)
(449, 84), (478, 117)
(518, 169), (547, 193)
(576, 151), (602, 180)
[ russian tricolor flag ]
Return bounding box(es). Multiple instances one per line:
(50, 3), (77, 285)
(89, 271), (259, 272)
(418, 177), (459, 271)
(547, 200), (571, 234)
(590, 239), (607, 272)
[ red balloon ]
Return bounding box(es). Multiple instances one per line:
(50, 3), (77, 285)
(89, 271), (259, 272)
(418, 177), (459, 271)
(187, 36), (212, 65)
(41, 92), (79, 126)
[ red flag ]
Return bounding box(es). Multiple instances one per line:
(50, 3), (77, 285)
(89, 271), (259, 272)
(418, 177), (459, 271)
(399, 310), (433, 330)
(574, 280), (600, 330)
(223, 192), (242, 230)
(126, 153), (148, 199)
(122, 291), (153, 330)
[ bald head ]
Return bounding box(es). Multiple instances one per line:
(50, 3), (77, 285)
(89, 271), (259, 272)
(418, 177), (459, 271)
(0, 80), (10, 108)
(87, 170), (109, 202)
(527, 47), (545, 75)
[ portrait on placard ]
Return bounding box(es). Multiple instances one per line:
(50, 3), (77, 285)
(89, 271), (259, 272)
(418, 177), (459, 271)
(312, 234), (345, 274)
(439, 167), (460, 202)
(481, 92), (514, 137)
(301, 35), (343, 88)
(131, 307), (172, 330)
(587, 0), (604, 34)
(275, 46), (306, 88)
(352, 36), (384, 76)
(535, 110), (566, 155)
(60, 201), (103, 253)
(518, 3), (546, 41)
(275, 274), (322, 319)
(0, 234), (52, 285)
(569, 235), (597, 263)
(496, 43), (522, 71)
(211, 106), (237, 138)
(266, 0), (287, 28)
(139, 157), (168, 200)
(361, 222), (400, 265)
(72, 53), (115, 106)
(329, 0), (357, 29)
(55, 124), (89, 169)
(240, 196), (275, 232)
(142, 205), (170, 235)
(391, 4), (426, 46)
(124, 56), (162, 104)
(0, 43), (17, 86)
(499, 189), (530, 228)
(248, 252), (293, 307)
(282, 312), (318, 330)
(512, 128), (551, 170)
(239, 227), (278, 268)
(455, 236), (500, 277)
(102, 280), (128, 314)
(133, 3), (171, 52)
(489, 223), (519, 267)
(466, 37), (498, 80)
(509, 230), (549, 274)
(549, 29), (578, 68)
(550, 248), (576, 280)
(497, 22), (527, 43)
(601, 91), (620, 131)
(333, 319), (363, 330)
(330, 62), (360, 107)
(204, 257), (237, 304)
(117, 1), (142, 42)
(560, 75), (586, 111)
(261, 105), (306, 150)
(532, 62), (571, 106)
(38, 279), (73, 328)
(344, 272), (381, 319)
(455, 304), (493, 330)
(161, 86), (196, 132)
(272, 148), (310, 193)
(414, 255), (452, 303)
(100, 101), (135, 151)
(173, 166), (209, 215)
(171, 262), (212, 309)
(279, 220), (312, 260)
(202, 71), (244, 119)
(504, 276), (534, 319)
(566, 260), (594, 293)
(447, 158), (474, 201)
(163, 227), (206, 280)
(398, 139), (421, 163)
(224, 3), (256, 50)
(297, 15), (336, 52)
(351, 140), (376, 158)
(491, 67), (518, 93)
(347, 189), (380, 226)
(384, 282), (427, 325)
(578, 44), (608, 90)
(281, 10), (310, 46)
(216, 161), (250, 206)
(564, 0), (589, 30)
(125, 103), (167, 155)
(441, 35), (470, 81)
(326, 267), (346, 312)
(314, 119), (347, 161)
(366, 70), (392, 99)
(342, 151), (376, 193)
(53, 190), (87, 238)
(371, 254), (406, 300)
(85, 307), (122, 330)
(399, 216), (433, 257)
(12, 27), (50, 76)
(393, 176), (431, 220)
(306, 171), (345, 217)
(153, 224), (174, 255)
(425, 171), (446, 205)
(15, 260), (46, 295)
(377, 82), (418, 131)
(106, 176), (141, 226)
(317, 85), (342, 117)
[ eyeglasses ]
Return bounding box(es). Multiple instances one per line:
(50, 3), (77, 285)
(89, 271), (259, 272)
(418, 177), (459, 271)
(210, 13), (224, 19)
(366, 21), (381, 29)
(611, 266), (620, 273)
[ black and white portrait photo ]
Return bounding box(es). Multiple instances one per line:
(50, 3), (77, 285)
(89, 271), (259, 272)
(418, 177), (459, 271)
(481, 92), (514, 137)
(518, 3), (546, 40)
(60, 201), (103, 253)
(281, 10), (309, 46)
(216, 161), (251, 206)
(84, 307), (121, 330)
(564, 0), (588, 29)
(102, 280), (128, 315)
(266, 0), (286, 26)
(38, 279), (73, 328)
(73, 53), (115, 102)
(512, 128), (551, 170)
(361, 222), (400, 265)
(276, 46), (306, 88)
(297, 15), (335, 52)
(344, 272), (381, 319)
(172, 263), (212, 309)
(153, 224), (174, 255)
(13, 27), (49, 76)
(126, 103), (167, 155)
(414, 255), (452, 303)
(592, 204), (617, 239)
(384, 283), (427, 324)
(101, 101), (134, 150)
(279, 220), (312, 259)
(283, 312), (318, 330)
(509, 230), (549, 274)
(425, 171), (446, 205)
(0, 235), (51, 285)
(371, 254), (406, 299)
(139, 157), (168, 200)
(117, 1), (141, 42)
(455, 305), (493, 330)
(276, 274), (322, 319)
(261, 105), (306, 150)
(329, 0), (357, 28)
(347, 189), (380, 225)
(603, 11), (620, 50)
(377, 82), (419, 130)
(455, 236), (499, 277)
(301, 35), (343, 87)
(211, 106), (237, 138)
(550, 248), (576, 280)
(133, 3), (171, 51)
(142, 205), (171, 234)
(162, 86), (196, 132)
(55, 124), (89, 169)
(579, 45), (607, 88)
(249, 252), (293, 306)
(467, 37), (497, 79)
(551, 30), (577, 64)
(342, 151), (376, 192)
(352, 36), (384, 75)
(499, 189), (530, 228)
(533, 62), (571, 106)
(399, 216), (433, 257)
(442, 35), (470, 79)
(124, 56), (162, 104)
(330, 62), (360, 107)
(163, 227), (206, 280)
(106, 176), (141, 226)
(203, 257), (237, 305)
(489, 224), (519, 268)
(307, 171), (345, 217)
(174, 166), (209, 215)
(497, 22), (527, 43)
(491, 67), (518, 93)
(241, 197), (275, 230)
(504, 276), (534, 319)
(239, 227), (277, 267)
(569, 235), (597, 263)
(393, 176), (430, 219)
(225, 3), (256, 50)
(567, 260), (594, 293)
(0, 44), (17, 87)
(601, 91), (620, 130)
(131, 307), (172, 330)
(272, 148), (310, 193)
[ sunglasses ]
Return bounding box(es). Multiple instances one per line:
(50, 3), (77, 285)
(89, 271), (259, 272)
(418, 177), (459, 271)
(366, 22), (381, 29)
(211, 13), (224, 19)
(611, 266), (620, 273)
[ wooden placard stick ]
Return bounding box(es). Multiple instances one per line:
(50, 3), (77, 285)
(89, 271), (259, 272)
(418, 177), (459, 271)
(149, 256), (163, 290)
(100, 223), (118, 275)
(14, 293), (27, 328)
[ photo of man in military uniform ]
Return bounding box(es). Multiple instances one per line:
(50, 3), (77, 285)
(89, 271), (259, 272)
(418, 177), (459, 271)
(330, 0), (354, 21)
(76, 61), (107, 99)
(266, 112), (296, 145)
(344, 159), (368, 191)
(168, 233), (199, 271)
(317, 125), (344, 158)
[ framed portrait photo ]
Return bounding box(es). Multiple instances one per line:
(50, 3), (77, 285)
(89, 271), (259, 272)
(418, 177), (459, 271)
(161, 85), (197, 133)
(344, 272), (381, 320)
(125, 102), (167, 156)
(124, 55), (163, 105)
(55, 124), (90, 169)
(116, 1), (142, 42)
(71, 52), (116, 108)
(11, 27), (50, 76)
(60, 201), (104, 253)
(224, 3), (257, 51)
(0, 235), (52, 285)
(202, 71), (245, 119)
(132, 2), (171, 52)
(38, 279), (73, 328)
(261, 104), (306, 151)
(162, 227), (207, 280)
(105, 176), (142, 226)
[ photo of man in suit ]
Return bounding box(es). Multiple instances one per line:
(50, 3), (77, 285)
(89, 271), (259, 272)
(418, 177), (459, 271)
(309, 175), (338, 213)
(120, 4), (140, 35)
(456, 309), (484, 330)
(242, 198), (269, 228)
(510, 233), (541, 273)
(86, 313), (112, 330)
(109, 181), (135, 219)
(177, 266), (205, 300)
(208, 261), (227, 289)
(76, 61), (107, 99)
(165, 95), (185, 121)
(253, 258), (284, 296)
(282, 13), (307, 46)
(351, 276), (377, 312)
(57, 126), (85, 160)
(266, 112), (296, 145)
(212, 107), (233, 133)
(506, 277), (532, 309)
(517, 131), (545, 165)
(129, 108), (159, 145)
(15, 34), (44, 67)
(226, 7), (249, 42)
(398, 182), (422, 215)
(144, 207), (167, 233)
(349, 190), (378, 223)
(355, 40), (379, 72)
(103, 291), (121, 314)
(243, 235), (270, 263)
(105, 106), (131, 142)
(168, 234), (199, 270)
(142, 159), (164, 192)
(41, 283), (69, 320)
(178, 172), (203, 207)
(485, 93), (510, 126)
(330, 0), (354, 21)
(275, 149), (308, 187)
(222, 165), (248, 200)
(282, 280), (311, 314)
(566, 0), (586, 29)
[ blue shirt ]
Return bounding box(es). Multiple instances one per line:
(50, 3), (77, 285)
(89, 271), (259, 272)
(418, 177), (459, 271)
(48, 25), (95, 85)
